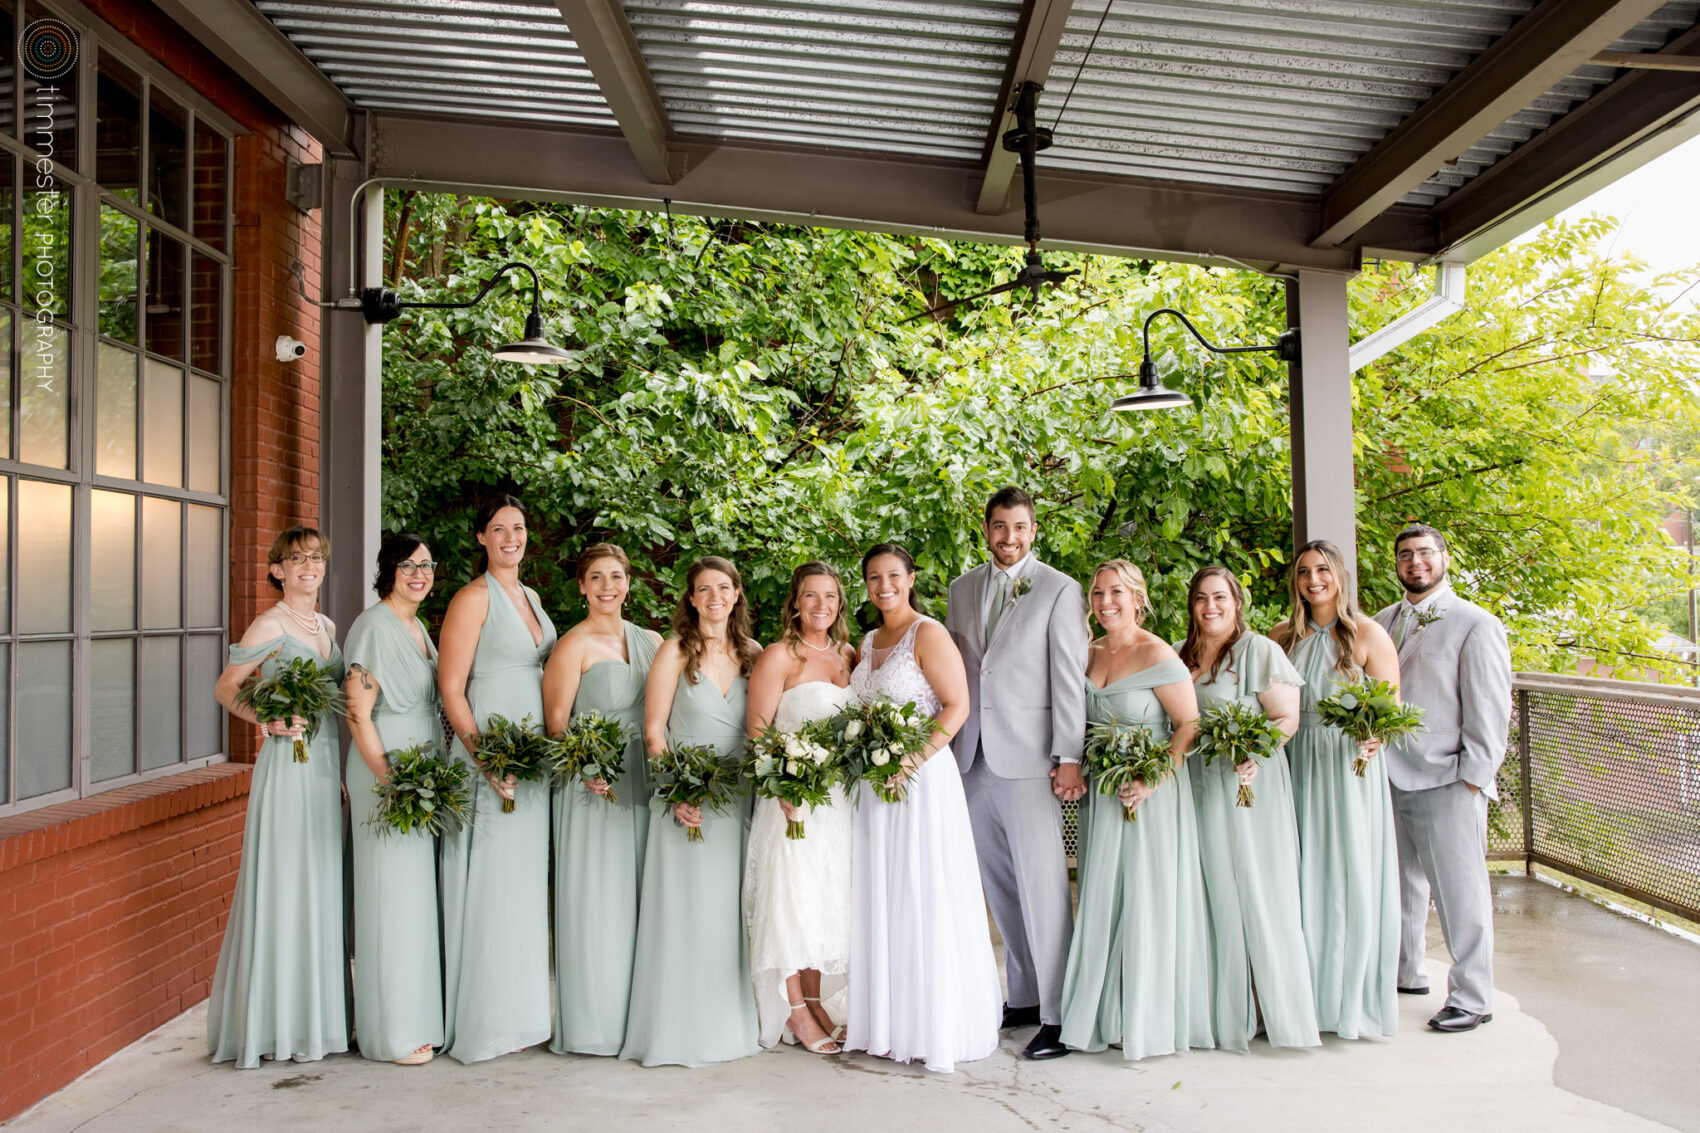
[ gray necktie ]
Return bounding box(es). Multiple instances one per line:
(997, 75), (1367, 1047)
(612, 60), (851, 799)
(1394, 605), (1417, 648)
(986, 571), (1011, 640)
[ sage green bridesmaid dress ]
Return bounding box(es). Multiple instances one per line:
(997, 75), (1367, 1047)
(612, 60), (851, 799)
(439, 574), (557, 1065)
(207, 634), (348, 1067)
(342, 603), (445, 1062)
(551, 621), (659, 1056)
(1190, 633), (1320, 1050)
(1060, 657), (1217, 1060)
(1287, 625), (1399, 1039)
(619, 670), (758, 1067)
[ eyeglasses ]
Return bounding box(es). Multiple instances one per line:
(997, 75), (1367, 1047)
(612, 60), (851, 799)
(1395, 547), (1441, 563)
(284, 553), (328, 566)
(396, 561), (438, 575)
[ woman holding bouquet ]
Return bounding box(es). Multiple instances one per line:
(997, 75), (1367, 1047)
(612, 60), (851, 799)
(436, 495), (558, 1064)
(1181, 566), (1319, 1050)
(543, 543), (662, 1056)
(743, 562), (856, 1054)
(621, 556), (760, 1067)
(208, 527), (347, 1067)
(1271, 541), (1402, 1040)
(342, 534), (445, 1065)
(846, 544), (1000, 1074)
(1060, 560), (1216, 1060)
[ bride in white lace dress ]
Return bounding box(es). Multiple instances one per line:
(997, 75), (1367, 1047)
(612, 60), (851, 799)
(847, 544), (1001, 1073)
(744, 564), (856, 1053)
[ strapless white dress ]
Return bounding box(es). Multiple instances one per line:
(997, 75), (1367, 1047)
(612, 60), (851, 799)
(845, 617), (1000, 1073)
(743, 680), (856, 1048)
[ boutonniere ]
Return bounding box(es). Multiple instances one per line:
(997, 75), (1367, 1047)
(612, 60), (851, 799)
(1415, 608), (1444, 630)
(1008, 576), (1033, 605)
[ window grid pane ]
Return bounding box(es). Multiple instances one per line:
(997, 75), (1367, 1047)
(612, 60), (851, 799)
(95, 343), (137, 479)
(90, 638), (136, 782)
(17, 641), (72, 799)
(91, 489), (136, 631)
(139, 635), (181, 772)
(141, 358), (182, 488)
(17, 479), (71, 635)
(141, 496), (181, 629)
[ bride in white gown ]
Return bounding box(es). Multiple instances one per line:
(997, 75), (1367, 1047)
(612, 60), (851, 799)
(744, 563), (856, 1053)
(847, 543), (1001, 1073)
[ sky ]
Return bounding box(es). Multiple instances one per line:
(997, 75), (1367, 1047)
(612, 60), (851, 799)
(1545, 132), (1700, 286)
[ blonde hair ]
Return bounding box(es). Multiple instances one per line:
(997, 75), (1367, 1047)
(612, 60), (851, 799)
(780, 562), (849, 657)
(671, 556), (761, 684)
(1274, 540), (1363, 679)
(1088, 559), (1152, 630)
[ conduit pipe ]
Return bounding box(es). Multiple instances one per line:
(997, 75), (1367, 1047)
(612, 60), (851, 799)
(1348, 262), (1468, 371)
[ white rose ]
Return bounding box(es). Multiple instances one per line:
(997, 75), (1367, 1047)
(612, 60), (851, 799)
(843, 720), (864, 741)
(809, 744), (829, 764)
(871, 751), (890, 767)
(786, 759), (800, 776)
(784, 738), (804, 758)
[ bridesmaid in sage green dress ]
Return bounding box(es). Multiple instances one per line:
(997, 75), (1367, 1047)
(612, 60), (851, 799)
(1180, 566), (1320, 1051)
(209, 526), (347, 1067)
(1274, 540), (1402, 1040)
(543, 542), (662, 1056)
(621, 556), (760, 1067)
(342, 534), (445, 1065)
(1060, 561), (1217, 1061)
(436, 496), (558, 1065)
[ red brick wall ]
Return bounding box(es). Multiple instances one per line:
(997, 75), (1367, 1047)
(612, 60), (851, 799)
(0, 767), (253, 1119)
(0, 0), (330, 1120)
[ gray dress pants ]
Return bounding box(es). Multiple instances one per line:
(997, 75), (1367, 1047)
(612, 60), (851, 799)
(1391, 780), (1494, 1015)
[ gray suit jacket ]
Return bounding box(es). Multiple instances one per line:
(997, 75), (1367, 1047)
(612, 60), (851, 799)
(1373, 586), (1513, 799)
(946, 560), (1090, 779)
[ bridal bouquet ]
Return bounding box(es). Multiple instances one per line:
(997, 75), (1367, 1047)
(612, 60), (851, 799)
(468, 714), (553, 813)
(235, 654), (345, 763)
(648, 742), (744, 844)
(367, 742), (473, 837)
(545, 712), (630, 802)
(746, 722), (842, 840)
(1195, 700), (1287, 807)
(825, 698), (934, 805)
(1315, 677), (1426, 776)
(1083, 720), (1174, 822)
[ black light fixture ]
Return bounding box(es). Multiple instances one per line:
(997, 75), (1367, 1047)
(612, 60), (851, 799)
(359, 260), (573, 366)
(1111, 307), (1301, 412)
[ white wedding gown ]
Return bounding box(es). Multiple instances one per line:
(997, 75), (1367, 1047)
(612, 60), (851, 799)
(846, 617), (1001, 1073)
(743, 680), (856, 1048)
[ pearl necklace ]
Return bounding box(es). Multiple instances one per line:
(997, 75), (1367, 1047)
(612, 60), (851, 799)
(798, 634), (835, 653)
(275, 600), (324, 637)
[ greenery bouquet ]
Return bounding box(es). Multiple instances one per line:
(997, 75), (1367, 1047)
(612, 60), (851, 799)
(648, 742), (744, 844)
(545, 712), (630, 802)
(1315, 677), (1426, 776)
(235, 654), (345, 763)
(368, 742), (473, 837)
(1195, 699), (1287, 807)
(469, 714), (552, 813)
(746, 722), (842, 839)
(823, 698), (934, 804)
(1083, 720), (1174, 822)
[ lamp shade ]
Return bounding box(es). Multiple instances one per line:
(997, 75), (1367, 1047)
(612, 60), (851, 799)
(493, 337), (575, 365)
(1110, 385), (1193, 411)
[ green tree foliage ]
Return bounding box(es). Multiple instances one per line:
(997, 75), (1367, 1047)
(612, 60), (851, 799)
(379, 194), (1699, 676)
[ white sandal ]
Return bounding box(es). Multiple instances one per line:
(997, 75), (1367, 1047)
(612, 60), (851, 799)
(804, 995), (847, 1043)
(787, 1000), (840, 1054)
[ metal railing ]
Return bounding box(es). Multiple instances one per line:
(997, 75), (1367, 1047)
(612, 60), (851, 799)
(1493, 673), (1700, 924)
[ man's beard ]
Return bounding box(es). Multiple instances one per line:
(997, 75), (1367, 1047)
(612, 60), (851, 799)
(1402, 566), (1447, 596)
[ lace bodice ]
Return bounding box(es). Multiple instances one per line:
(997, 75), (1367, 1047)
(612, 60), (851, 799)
(851, 617), (943, 717)
(773, 680), (855, 733)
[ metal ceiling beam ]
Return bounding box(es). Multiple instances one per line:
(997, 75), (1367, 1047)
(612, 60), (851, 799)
(975, 0), (1073, 215)
(369, 110), (1428, 270)
(553, 0), (678, 184)
(1312, 0), (1669, 248)
(1431, 25), (1700, 263)
(153, 0), (356, 157)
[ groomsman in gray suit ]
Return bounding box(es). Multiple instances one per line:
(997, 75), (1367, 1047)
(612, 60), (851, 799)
(946, 487), (1089, 1060)
(1374, 523), (1512, 1033)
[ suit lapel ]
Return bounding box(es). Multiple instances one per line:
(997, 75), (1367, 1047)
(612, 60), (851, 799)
(984, 564), (1034, 653)
(971, 564), (992, 653)
(1396, 597), (1447, 666)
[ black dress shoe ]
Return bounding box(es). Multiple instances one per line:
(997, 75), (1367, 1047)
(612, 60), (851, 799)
(1022, 1024), (1069, 1060)
(1428, 1006), (1492, 1033)
(1397, 985), (1431, 995)
(1000, 1003), (1041, 1030)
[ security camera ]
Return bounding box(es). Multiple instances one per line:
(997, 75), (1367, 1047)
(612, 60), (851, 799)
(275, 335), (307, 362)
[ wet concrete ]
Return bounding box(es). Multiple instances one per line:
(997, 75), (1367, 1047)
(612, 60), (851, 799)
(5, 877), (1691, 1133)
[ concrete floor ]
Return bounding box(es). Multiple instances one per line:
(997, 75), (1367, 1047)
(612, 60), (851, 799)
(7, 876), (1695, 1133)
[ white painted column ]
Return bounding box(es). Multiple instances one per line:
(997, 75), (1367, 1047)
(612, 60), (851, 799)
(1286, 268), (1358, 573)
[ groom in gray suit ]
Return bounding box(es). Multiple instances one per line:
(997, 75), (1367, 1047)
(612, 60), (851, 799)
(1374, 523), (1512, 1033)
(946, 487), (1089, 1060)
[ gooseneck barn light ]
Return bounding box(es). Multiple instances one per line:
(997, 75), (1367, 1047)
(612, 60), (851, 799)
(359, 260), (573, 366)
(1111, 307), (1301, 412)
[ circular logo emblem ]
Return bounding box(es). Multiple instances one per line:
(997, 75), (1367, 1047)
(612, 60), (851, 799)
(20, 18), (79, 82)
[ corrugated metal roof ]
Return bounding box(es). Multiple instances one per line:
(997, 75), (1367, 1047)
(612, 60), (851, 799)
(622, 0), (1025, 159)
(253, 0), (618, 128)
(1042, 0), (1700, 205)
